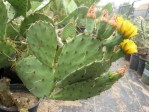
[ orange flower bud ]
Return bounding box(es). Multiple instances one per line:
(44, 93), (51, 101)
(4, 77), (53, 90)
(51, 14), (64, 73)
(86, 5), (96, 19)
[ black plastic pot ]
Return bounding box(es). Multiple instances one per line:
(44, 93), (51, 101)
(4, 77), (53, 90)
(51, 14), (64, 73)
(145, 62), (149, 70)
(3, 67), (22, 84)
(141, 62), (149, 85)
(0, 84), (40, 112)
(137, 57), (146, 75)
(129, 54), (139, 70)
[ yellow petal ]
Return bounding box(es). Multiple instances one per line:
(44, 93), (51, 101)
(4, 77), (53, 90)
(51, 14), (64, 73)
(124, 25), (134, 38)
(117, 16), (124, 24)
(121, 20), (132, 34)
(124, 20), (132, 32)
(120, 39), (129, 48)
(126, 48), (138, 54)
(129, 26), (137, 37)
(120, 39), (138, 54)
(120, 21), (126, 33)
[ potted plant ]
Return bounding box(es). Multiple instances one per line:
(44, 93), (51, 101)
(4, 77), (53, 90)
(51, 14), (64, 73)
(14, 4), (138, 100)
(0, 0), (53, 111)
(141, 62), (149, 85)
(0, 0), (139, 111)
(0, 77), (40, 112)
(130, 17), (149, 74)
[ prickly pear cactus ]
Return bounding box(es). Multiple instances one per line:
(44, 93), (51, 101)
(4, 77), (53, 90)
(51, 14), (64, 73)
(6, 0), (31, 17)
(15, 4), (138, 100)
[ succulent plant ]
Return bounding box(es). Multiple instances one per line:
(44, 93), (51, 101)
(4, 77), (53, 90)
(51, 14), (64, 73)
(1, 0), (138, 102)
(14, 4), (138, 100)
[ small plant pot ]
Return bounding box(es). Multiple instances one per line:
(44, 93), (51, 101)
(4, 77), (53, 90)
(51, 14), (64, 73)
(129, 54), (139, 70)
(137, 57), (146, 75)
(0, 84), (40, 112)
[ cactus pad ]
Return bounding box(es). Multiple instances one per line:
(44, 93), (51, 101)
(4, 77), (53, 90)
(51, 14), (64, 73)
(61, 23), (76, 41)
(20, 13), (54, 37)
(27, 21), (57, 67)
(16, 56), (55, 97)
(7, 0), (31, 17)
(58, 6), (88, 25)
(54, 34), (103, 81)
(0, 41), (16, 68)
(50, 72), (122, 100)
(56, 60), (111, 87)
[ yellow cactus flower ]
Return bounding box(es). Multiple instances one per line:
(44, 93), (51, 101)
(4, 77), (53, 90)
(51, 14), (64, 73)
(120, 39), (138, 54)
(117, 16), (124, 26)
(117, 17), (137, 38)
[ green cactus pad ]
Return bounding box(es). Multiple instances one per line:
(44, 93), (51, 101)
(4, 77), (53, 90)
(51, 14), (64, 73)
(102, 32), (123, 47)
(6, 23), (19, 39)
(56, 60), (111, 87)
(49, 72), (122, 100)
(0, 41), (16, 68)
(96, 21), (108, 40)
(34, 0), (52, 12)
(7, 0), (31, 17)
(0, 0), (8, 39)
(61, 23), (76, 41)
(58, 6), (88, 25)
(99, 24), (116, 40)
(20, 13), (54, 37)
(54, 34), (103, 81)
(16, 56), (55, 98)
(85, 18), (95, 34)
(3, 1), (16, 22)
(27, 21), (57, 67)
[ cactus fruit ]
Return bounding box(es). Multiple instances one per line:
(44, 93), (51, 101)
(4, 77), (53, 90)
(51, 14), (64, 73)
(0, 0), (8, 40)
